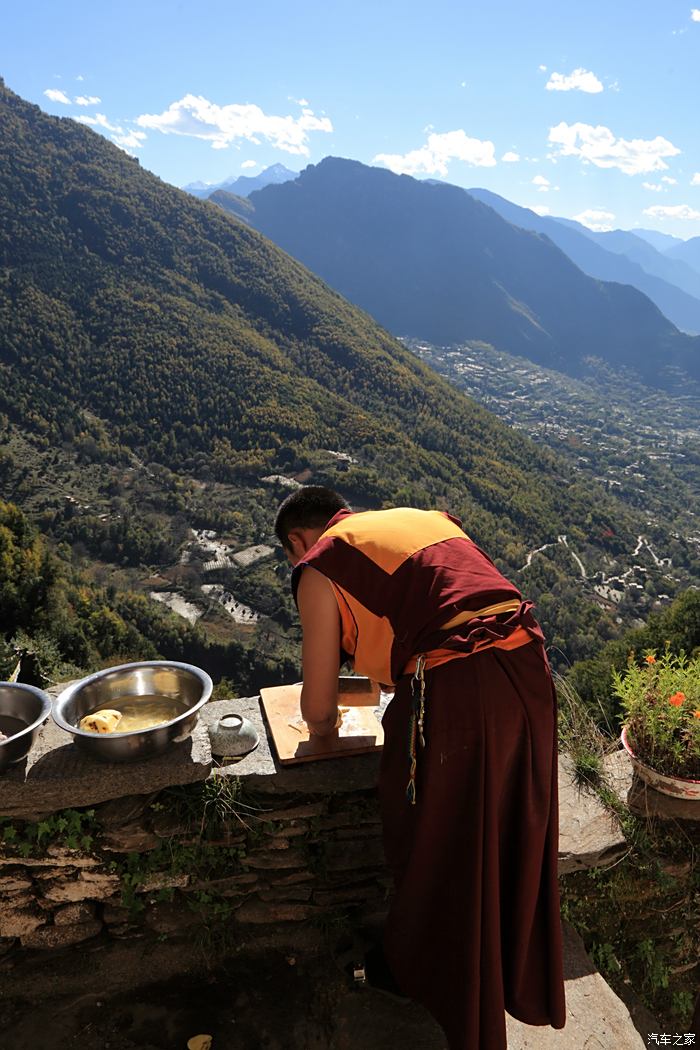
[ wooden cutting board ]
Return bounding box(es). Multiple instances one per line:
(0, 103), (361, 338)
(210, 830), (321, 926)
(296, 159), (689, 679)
(260, 681), (384, 765)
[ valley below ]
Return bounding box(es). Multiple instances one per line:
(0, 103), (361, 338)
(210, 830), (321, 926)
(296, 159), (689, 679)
(406, 338), (700, 645)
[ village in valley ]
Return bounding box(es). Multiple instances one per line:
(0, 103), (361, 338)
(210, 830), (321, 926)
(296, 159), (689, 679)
(406, 339), (700, 621)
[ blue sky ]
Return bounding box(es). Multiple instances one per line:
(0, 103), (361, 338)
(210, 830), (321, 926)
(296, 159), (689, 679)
(3, 0), (700, 237)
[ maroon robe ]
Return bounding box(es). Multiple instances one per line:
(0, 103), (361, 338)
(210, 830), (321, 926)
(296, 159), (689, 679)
(294, 508), (566, 1048)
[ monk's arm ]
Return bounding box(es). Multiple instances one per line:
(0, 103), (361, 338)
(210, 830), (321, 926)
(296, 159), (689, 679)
(297, 567), (342, 736)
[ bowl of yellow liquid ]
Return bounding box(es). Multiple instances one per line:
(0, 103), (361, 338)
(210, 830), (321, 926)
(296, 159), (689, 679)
(52, 661), (212, 763)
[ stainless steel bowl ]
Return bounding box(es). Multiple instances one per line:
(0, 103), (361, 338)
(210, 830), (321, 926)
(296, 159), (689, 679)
(52, 661), (213, 763)
(0, 682), (52, 772)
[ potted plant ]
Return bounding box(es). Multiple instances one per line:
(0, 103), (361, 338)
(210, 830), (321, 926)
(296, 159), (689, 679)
(613, 649), (700, 799)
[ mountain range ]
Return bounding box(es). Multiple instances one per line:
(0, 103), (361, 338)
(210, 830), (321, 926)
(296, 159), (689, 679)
(466, 188), (700, 334)
(182, 162), (700, 343)
(665, 234), (700, 272)
(2, 77), (692, 671)
(634, 229), (685, 252)
(213, 156), (700, 388)
(182, 163), (297, 199)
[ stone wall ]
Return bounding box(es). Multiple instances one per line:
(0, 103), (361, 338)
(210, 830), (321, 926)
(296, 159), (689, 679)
(0, 694), (629, 986)
(0, 696), (399, 969)
(1, 784), (391, 957)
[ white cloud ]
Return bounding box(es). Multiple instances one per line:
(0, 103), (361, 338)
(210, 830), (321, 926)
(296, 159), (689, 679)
(533, 175), (550, 192)
(538, 64), (547, 72)
(643, 204), (700, 221)
(692, 173), (700, 185)
(373, 129), (496, 177)
(241, 160), (257, 169)
(502, 150), (520, 162)
(46, 87), (102, 107)
(692, 8), (700, 20)
(44, 88), (71, 104)
(135, 94), (332, 155)
(641, 176), (676, 192)
(76, 113), (147, 151)
(546, 68), (604, 93)
(113, 129), (148, 150)
(573, 208), (616, 231)
(530, 204), (550, 216)
(76, 113), (110, 127)
(548, 122), (680, 175)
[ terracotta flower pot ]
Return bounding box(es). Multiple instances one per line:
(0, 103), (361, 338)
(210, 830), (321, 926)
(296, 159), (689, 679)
(620, 726), (700, 800)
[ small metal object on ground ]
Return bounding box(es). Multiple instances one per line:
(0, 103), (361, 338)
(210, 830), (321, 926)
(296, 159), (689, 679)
(208, 713), (259, 758)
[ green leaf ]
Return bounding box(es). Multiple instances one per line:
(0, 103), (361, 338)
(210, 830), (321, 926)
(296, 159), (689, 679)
(36, 820), (52, 842)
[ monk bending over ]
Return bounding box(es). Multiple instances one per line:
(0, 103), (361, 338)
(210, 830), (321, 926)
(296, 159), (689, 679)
(275, 485), (566, 1050)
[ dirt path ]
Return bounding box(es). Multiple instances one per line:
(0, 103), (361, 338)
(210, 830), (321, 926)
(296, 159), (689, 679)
(2, 952), (446, 1050)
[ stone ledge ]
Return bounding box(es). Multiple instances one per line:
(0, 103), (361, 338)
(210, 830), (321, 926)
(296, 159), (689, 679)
(1, 682), (633, 887)
(505, 924), (652, 1049)
(200, 697), (383, 795)
(557, 755), (627, 874)
(0, 704), (631, 883)
(0, 691), (380, 821)
(0, 698), (212, 822)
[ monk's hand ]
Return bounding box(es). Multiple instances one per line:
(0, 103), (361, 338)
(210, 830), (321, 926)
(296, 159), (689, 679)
(306, 710), (343, 737)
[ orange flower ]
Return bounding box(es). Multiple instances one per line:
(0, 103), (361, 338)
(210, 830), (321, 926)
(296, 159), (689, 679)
(694, 711), (700, 719)
(645, 655), (656, 664)
(668, 692), (685, 707)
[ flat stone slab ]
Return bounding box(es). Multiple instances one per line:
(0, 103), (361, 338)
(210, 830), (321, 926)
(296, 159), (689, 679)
(0, 679), (631, 885)
(557, 755), (627, 873)
(0, 699), (212, 821)
(200, 697), (382, 795)
(605, 749), (700, 822)
(505, 924), (650, 1049)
